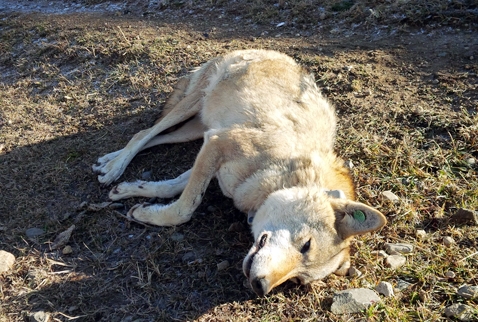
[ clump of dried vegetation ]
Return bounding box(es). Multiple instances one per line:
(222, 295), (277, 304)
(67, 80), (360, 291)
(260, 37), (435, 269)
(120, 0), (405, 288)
(0, 0), (477, 321)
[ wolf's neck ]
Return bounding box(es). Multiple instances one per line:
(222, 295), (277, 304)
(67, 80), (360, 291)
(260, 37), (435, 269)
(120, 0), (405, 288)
(233, 156), (355, 213)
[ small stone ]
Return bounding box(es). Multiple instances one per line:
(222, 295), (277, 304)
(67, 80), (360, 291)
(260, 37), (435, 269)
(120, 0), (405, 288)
(385, 243), (414, 255)
(26, 227), (45, 238)
(141, 170), (152, 180)
(181, 252), (196, 263)
(62, 246), (73, 255)
(415, 229), (427, 239)
(396, 279), (413, 291)
(344, 160), (354, 169)
(445, 271), (456, 279)
(443, 236), (455, 247)
(375, 281), (394, 297)
(382, 190), (399, 202)
(207, 206), (217, 213)
(330, 288), (381, 314)
(466, 157), (476, 166)
(108, 203), (124, 209)
(457, 285), (478, 299)
(445, 303), (474, 321)
(228, 222), (243, 232)
(170, 232), (184, 242)
(29, 311), (50, 322)
(217, 260), (229, 271)
(0, 250), (15, 273)
(348, 266), (362, 277)
(438, 52), (447, 57)
(450, 208), (478, 226)
(385, 255), (406, 269)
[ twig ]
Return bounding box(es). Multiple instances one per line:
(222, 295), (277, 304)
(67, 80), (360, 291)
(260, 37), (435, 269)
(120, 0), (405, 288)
(458, 251), (478, 262)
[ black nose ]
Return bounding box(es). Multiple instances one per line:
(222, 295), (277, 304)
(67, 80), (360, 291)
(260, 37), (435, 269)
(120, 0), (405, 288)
(251, 277), (269, 296)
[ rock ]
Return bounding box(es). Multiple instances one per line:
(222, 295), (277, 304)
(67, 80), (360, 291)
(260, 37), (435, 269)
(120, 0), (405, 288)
(382, 190), (399, 202)
(181, 252), (195, 263)
(457, 285), (478, 299)
(443, 236), (455, 247)
(415, 229), (427, 239)
(87, 202), (112, 211)
(207, 206), (217, 213)
(444, 303), (474, 321)
(62, 246), (73, 255)
(108, 203), (124, 209)
(50, 225), (75, 250)
(0, 250), (15, 273)
(330, 288), (381, 314)
(26, 227), (45, 238)
(445, 271), (456, 279)
(396, 279), (413, 291)
(348, 266), (362, 277)
(170, 232), (184, 242)
(385, 255), (406, 269)
(344, 160), (354, 169)
(29, 311), (50, 322)
(466, 157), (476, 166)
(372, 250), (389, 258)
(217, 260), (229, 271)
(384, 243), (414, 255)
(375, 281), (394, 297)
(141, 170), (152, 180)
(450, 208), (478, 226)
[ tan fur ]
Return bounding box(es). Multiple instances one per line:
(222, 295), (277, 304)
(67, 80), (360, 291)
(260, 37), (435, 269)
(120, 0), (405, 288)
(93, 50), (387, 296)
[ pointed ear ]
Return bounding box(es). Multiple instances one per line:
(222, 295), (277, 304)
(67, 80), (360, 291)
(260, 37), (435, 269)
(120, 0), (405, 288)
(330, 199), (387, 239)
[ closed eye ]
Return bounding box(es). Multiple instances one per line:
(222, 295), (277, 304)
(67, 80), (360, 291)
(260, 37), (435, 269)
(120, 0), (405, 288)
(300, 239), (311, 254)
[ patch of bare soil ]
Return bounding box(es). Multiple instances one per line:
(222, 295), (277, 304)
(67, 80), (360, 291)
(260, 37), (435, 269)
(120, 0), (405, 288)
(0, 1), (477, 321)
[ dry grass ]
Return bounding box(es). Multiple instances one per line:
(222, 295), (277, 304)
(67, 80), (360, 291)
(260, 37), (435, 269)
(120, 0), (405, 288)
(0, 1), (477, 321)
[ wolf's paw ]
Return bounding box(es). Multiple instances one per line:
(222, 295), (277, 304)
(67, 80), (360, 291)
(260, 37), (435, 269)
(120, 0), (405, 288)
(92, 150), (127, 185)
(109, 182), (139, 201)
(127, 203), (191, 226)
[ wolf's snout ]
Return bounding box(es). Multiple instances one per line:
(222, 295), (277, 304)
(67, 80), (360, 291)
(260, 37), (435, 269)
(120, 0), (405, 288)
(251, 276), (270, 296)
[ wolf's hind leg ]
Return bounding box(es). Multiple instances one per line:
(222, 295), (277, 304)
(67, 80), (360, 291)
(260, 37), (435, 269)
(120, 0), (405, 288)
(109, 169), (192, 200)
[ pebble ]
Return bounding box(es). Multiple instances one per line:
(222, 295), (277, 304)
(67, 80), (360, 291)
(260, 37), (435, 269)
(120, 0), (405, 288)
(450, 208), (478, 226)
(466, 157), (476, 166)
(372, 250), (389, 258)
(385, 254), (406, 269)
(217, 260), (229, 271)
(457, 285), (478, 299)
(395, 279), (413, 291)
(445, 271), (456, 279)
(415, 229), (427, 239)
(382, 190), (399, 202)
(330, 288), (381, 314)
(170, 232), (184, 241)
(141, 170), (152, 180)
(443, 236), (455, 247)
(344, 160), (354, 169)
(26, 227), (45, 238)
(62, 246), (73, 255)
(0, 250), (15, 273)
(384, 243), (414, 255)
(181, 252), (196, 263)
(375, 281), (394, 297)
(29, 311), (50, 322)
(348, 266), (362, 277)
(444, 303), (474, 321)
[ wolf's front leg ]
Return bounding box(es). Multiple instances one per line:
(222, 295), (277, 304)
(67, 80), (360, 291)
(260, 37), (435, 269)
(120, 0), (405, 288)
(127, 130), (223, 226)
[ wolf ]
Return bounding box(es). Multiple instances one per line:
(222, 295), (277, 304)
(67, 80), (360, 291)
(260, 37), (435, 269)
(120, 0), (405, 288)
(92, 49), (386, 296)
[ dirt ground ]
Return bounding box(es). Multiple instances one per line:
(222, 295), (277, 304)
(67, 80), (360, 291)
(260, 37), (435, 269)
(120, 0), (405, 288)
(0, 1), (477, 321)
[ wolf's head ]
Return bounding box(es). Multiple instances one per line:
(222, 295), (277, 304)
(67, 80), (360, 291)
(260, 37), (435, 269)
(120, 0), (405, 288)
(243, 186), (386, 296)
